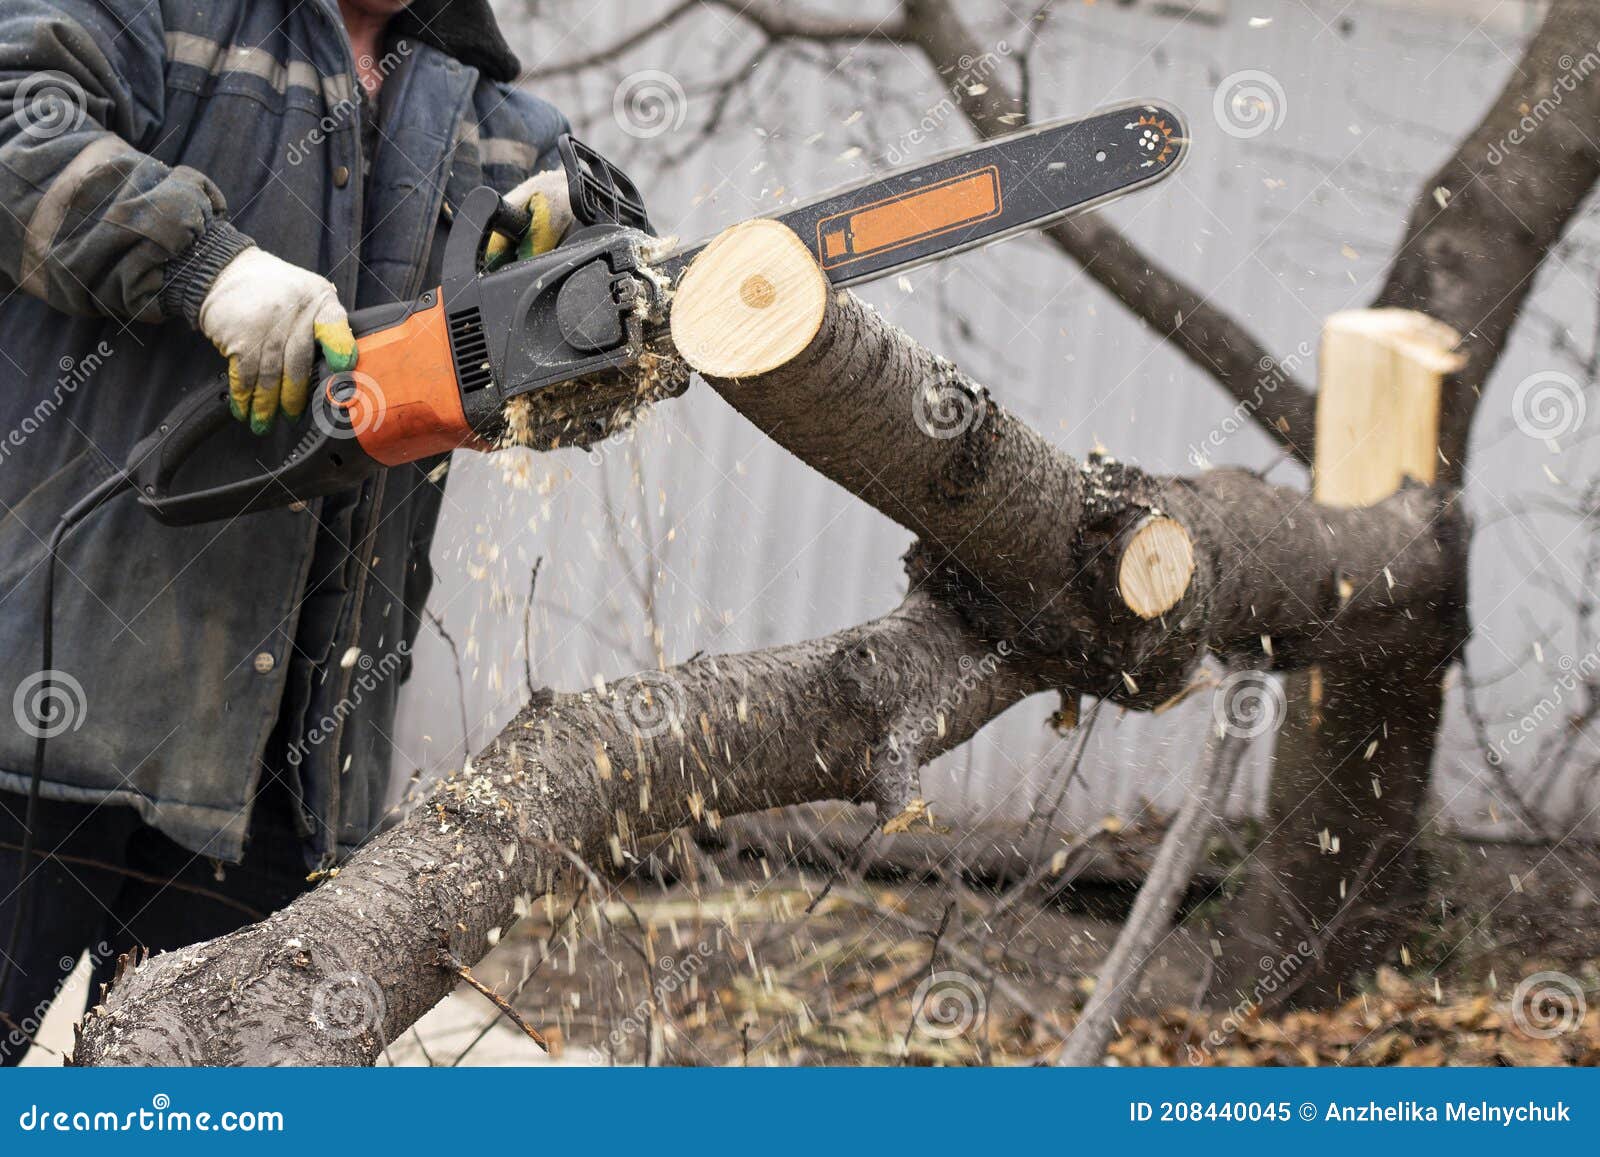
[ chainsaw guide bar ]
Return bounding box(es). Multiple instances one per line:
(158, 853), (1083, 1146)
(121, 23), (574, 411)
(660, 100), (1187, 289)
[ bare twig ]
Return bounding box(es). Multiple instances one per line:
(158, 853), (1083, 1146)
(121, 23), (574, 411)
(899, 900), (955, 1062)
(526, 0), (906, 81)
(1056, 724), (1248, 1065)
(450, 875), (591, 1067)
(441, 949), (550, 1052)
(424, 609), (473, 766)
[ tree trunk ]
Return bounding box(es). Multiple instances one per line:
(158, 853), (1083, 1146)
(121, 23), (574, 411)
(1211, 0), (1600, 1005)
(1211, 660), (1447, 1008)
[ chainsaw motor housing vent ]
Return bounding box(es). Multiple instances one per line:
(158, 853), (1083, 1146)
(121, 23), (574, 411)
(447, 306), (493, 393)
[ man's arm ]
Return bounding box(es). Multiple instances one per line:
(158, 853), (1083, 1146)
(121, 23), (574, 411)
(0, 1), (251, 325)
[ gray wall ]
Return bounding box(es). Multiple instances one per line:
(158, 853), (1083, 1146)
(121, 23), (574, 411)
(394, 0), (1600, 838)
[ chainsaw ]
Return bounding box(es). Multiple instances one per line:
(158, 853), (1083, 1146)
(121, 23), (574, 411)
(127, 101), (1188, 526)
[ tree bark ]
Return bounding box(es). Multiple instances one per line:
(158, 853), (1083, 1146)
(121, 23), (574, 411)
(1218, 660), (1446, 1010)
(75, 593), (1047, 1065)
(681, 220), (1465, 701)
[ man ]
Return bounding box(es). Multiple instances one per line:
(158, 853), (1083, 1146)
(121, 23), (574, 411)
(0, 0), (574, 1060)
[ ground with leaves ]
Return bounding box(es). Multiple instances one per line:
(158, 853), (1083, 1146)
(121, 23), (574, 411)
(422, 820), (1600, 1067)
(1110, 968), (1599, 1067)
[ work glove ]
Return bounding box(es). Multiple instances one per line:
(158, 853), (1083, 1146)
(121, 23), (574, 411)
(197, 247), (359, 434)
(484, 169), (574, 268)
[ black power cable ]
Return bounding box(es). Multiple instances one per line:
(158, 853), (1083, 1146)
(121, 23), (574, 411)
(0, 470), (133, 1013)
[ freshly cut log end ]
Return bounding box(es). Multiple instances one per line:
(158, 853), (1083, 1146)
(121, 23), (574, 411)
(1116, 515), (1195, 619)
(1314, 307), (1463, 507)
(670, 218), (830, 379)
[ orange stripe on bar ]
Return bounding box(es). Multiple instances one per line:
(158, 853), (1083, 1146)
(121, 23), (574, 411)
(816, 166), (1002, 270)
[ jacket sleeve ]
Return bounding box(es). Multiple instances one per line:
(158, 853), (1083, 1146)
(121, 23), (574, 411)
(0, 1), (253, 325)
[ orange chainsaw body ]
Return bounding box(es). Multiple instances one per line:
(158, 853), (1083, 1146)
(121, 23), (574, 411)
(340, 295), (486, 466)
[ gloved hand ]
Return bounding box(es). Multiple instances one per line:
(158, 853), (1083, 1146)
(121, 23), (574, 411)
(484, 169), (574, 268)
(197, 248), (359, 434)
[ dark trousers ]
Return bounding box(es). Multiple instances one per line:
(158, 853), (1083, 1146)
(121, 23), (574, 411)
(0, 776), (311, 1064)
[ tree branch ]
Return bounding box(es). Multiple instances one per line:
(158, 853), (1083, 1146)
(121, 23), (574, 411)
(1055, 725), (1247, 1065)
(1372, 0), (1600, 470)
(678, 220), (1466, 702)
(526, 0), (907, 80)
(74, 592), (1041, 1065)
(897, 0), (1318, 461)
(705, 0), (909, 45)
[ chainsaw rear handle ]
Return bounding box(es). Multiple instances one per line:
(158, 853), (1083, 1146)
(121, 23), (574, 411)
(128, 371), (384, 526)
(126, 377), (232, 503)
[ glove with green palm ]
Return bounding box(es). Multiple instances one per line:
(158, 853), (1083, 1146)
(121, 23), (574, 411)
(197, 247), (359, 435)
(483, 169), (574, 269)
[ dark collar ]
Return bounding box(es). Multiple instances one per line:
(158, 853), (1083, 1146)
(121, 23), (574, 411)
(392, 0), (522, 83)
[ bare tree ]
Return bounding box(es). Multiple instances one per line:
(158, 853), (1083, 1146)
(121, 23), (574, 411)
(517, 0), (1600, 1010)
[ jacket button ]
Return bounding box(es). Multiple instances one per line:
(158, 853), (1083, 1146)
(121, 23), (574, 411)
(333, 165), (351, 188)
(253, 651), (276, 674)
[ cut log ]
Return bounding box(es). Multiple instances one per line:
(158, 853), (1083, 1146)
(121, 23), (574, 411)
(677, 223), (1459, 689)
(670, 219), (829, 379)
(73, 234), (1467, 1067)
(1115, 515), (1195, 620)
